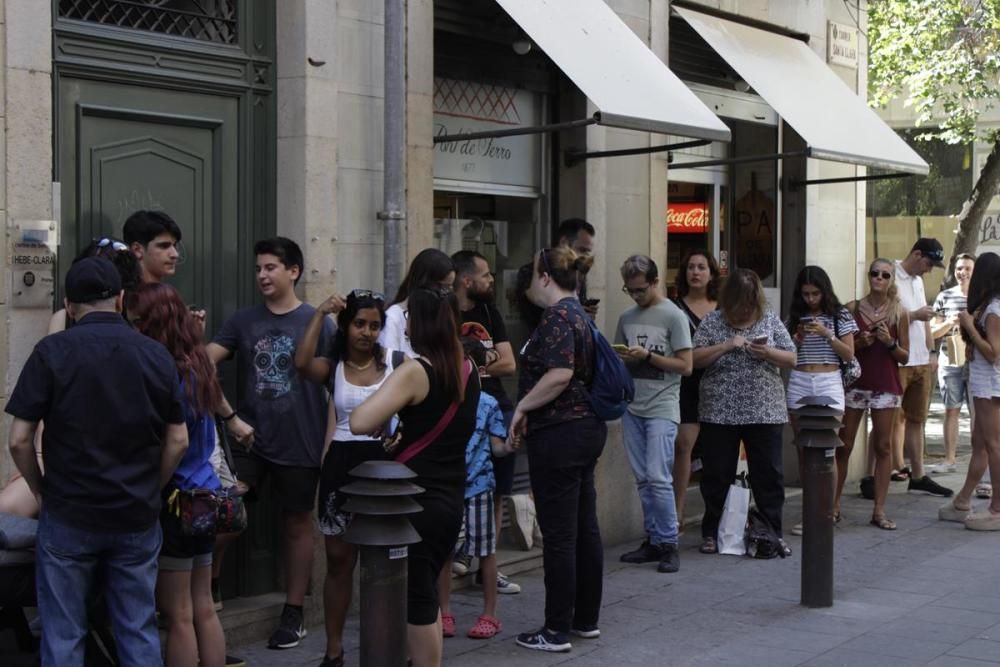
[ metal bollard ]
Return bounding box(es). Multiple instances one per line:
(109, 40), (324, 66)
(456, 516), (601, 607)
(791, 395), (843, 608)
(341, 460), (424, 667)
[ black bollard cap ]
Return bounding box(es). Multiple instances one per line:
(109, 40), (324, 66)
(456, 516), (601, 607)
(340, 479), (425, 497)
(342, 495), (424, 516)
(343, 514), (422, 546)
(350, 460), (419, 480)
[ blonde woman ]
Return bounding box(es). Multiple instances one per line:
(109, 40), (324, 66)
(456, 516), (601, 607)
(837, 259), (910, 530)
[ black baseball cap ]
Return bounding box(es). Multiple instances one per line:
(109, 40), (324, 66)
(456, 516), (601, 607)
(912, 238), (945, 268)
(65, 256), (122, 304)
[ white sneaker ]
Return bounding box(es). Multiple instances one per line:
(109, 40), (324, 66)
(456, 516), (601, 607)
(497, 572), (521, 594)
(938, 502), (971, 523)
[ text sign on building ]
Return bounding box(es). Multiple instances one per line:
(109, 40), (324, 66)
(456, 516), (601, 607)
(667, 202), (709, 234)
(433, 78), (541, 191)
(977, 211), (1000, 255)
(827, 21), (859, 69)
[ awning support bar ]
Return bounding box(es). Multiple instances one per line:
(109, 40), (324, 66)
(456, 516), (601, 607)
(789, 172), (913, 188)
(668, 150), (810, 170)
(433, 118), (598, 144)
(564, 139), (711, 167)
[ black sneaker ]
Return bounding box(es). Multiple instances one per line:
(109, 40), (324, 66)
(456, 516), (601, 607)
(619, 539), (660, 564)
(859, 475), (874, 500)
(318, 651), (344, 667)
(268, 605), (307, 649)
(516, 627), (572, 652)
(570, 625), (600, 639)
(909, 475), (954, 497)
(226, 657), (248, 667)
(657, 544), (680, 573)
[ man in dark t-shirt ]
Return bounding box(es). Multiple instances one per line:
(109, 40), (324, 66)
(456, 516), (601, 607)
(207, 237), (334, 650)
(6, 257), (188, 665)
(452, 250), (522, 594)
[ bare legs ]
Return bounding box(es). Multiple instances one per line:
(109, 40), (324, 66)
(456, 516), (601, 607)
(284, 510), (316, 606)
(157, 566), (226, 667)
(323, 537), (357, 659)
(837, 407), (894, 520)
(943, 407), (961, 466)
(408, 616), (444, 667)
(673, 423), (699, 528)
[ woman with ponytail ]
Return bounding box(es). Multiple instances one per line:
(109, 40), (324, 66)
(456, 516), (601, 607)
(350, 286), (480, 667)
(511, 246), (605, 653)
(126, 283), (228, 667)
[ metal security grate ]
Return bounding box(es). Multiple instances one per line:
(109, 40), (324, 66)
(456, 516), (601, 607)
(59, 0), (238, 45)
(434, 77), (521, 125)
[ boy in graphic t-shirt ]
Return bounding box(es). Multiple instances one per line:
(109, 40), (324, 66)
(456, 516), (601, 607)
(207, 237), (334, 650)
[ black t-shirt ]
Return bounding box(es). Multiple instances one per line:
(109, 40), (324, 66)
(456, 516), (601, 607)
(5, 312), (185, 533)
(398, 359), (480, 495)
(461, 300), (513, 413)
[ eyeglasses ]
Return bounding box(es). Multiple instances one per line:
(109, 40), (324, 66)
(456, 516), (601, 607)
(869, 270), (892, 280)
(349, 289), (385, 301)
(95, 237), (128, 252)
(622, 284), (651, 297)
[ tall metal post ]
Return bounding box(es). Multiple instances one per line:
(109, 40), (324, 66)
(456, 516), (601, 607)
(380, 0), (406, 298)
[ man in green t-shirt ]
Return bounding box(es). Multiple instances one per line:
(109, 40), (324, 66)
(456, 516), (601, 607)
(614, 255), (692, 574)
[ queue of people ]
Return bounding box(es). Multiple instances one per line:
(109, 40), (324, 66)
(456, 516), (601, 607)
(3, 208), (996, 667)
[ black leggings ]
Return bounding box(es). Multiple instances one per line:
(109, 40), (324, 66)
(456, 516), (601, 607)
(406, 488), (463, 625)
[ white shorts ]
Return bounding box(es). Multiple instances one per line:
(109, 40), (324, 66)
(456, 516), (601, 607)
(786, 369), (845, 413)
(969, 363), (1000, 400)
(845, 388), (901, 411)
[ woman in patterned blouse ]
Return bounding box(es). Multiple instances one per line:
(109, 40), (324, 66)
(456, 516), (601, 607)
(692, 269), (796, 555)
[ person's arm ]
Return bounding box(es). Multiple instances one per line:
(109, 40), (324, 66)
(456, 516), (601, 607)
(510, 368), (573, 437)
(747, 342), (797, 369)
(206, 342), (232, 364)
(628, 347), (692, 376)
(485, 341), (516, 377)
(960, 311), (1000, 364)
(205, 339), (254, 447)
(931, 314), (957, 340)
(8, 418), (42, 498)
(910, 305), (936, 322)
(925, 320), (934, 353)
(880, 312), (910, 365)
(350, 360), (429, 435)
(321, 399), (337, 460)
(380, 306), (407, 353)
(295, 295), (344, 385)
(159, 422), (189, 489)
(47, 309), (68, 335)
(693, 338), (742, 368)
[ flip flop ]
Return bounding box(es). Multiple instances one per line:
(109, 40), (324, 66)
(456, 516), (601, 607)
(870, 515), (897, 530)
(467, 614), (502, 639)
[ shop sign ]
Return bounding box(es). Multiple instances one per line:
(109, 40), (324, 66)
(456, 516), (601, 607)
(433, 78), (541, 190)
(667, 202), (709, 234)
(827, 21), (859, 69)
(977, 210), (1000, 255)
(10, 220), (57, 309)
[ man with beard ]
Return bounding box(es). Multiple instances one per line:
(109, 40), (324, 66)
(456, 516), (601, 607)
(451, 250), (521, 595)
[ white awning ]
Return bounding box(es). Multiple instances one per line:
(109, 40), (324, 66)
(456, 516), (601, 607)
(494, 0), (731, 142)
(675, 7), (929, 175)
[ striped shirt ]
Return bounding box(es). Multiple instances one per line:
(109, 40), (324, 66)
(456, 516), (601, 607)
(933, 286), (967, 319)
(793, 309), (858, 366)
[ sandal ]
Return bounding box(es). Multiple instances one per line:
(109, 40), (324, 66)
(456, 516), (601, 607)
(870, 515), (897, 531)
(891, 467), (910, 482)
(467, 614), (502, 639)
(833, 512), (842, 524)
(699, 537), (718, 554)
(976, 483), (993, 499)
(442, 613), (456, 638)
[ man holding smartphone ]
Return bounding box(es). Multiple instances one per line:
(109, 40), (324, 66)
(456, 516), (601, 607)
(614, 255), (692, 573)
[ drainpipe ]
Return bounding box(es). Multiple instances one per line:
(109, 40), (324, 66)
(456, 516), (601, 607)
(380, 0), (406, 298)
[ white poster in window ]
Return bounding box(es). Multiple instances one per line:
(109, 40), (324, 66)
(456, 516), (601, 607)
(433, 78), (541, 191)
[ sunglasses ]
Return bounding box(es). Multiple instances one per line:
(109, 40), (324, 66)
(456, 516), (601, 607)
(869, 270), (892, 280)
(95, 237), (129, 252)
(349, 289), (385, 301)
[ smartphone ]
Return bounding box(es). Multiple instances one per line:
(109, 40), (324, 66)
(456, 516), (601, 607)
(752, 335), (768, 345)
(612, 343), (629, 353)
(584, 298), (601, 307)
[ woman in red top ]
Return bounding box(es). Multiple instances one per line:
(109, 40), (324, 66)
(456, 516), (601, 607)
(837, 259), (911, 530)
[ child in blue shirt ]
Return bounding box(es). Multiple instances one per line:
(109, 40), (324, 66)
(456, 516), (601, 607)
(437, 388), (511, 640)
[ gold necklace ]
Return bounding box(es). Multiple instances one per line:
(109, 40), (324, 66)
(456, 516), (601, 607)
(345, 358), (375, 371)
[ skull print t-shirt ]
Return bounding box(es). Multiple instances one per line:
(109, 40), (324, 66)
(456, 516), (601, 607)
(214, 303), (335, 467)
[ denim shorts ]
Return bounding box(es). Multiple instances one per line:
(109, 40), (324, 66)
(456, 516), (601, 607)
(938, 365), (969, 409)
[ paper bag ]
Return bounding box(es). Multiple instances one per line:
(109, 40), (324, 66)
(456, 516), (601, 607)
(718, 481), (750, 556)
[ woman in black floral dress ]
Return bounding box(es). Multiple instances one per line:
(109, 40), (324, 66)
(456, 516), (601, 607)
(692, 269), (796, 555)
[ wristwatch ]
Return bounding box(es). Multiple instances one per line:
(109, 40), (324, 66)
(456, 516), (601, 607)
(646, 350), (654, 362)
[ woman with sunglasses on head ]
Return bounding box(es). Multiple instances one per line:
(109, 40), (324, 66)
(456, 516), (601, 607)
(836, 259), (909, 530)
(671, 249), (721, 531)
(294, 288), (407, 667)
(350, 286), (479, 667)
(942, 252), (1000, 529)
(380, 248), (457, 357)
(126, 282), (228, 667)
(0, 237), (142, 519)
(509, 247), (604, 653)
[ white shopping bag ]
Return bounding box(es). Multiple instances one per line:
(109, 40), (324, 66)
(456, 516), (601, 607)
(718, 476), (750, 556)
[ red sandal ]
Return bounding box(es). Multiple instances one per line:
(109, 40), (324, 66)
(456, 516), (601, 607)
(467, 614), (502, 639)
(441, 613), (456, 638)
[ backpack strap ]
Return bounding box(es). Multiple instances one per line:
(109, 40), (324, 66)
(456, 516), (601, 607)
(391, 349), (406, 369)
(395, 360), (473, 464)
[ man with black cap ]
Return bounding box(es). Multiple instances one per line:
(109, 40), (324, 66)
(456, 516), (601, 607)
(894, 238), (953, 497)
(6, 256), (189, 666)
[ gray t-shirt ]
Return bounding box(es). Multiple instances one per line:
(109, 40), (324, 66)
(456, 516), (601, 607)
(614, 299), (692, 422)
(213, 303), (334, 468)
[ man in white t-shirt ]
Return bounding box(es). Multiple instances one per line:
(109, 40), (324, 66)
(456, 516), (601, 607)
(894, 238), (953, 497)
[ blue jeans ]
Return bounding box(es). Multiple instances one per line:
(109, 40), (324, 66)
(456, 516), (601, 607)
(622, 412), (679, 545)
(36, 509), (163, 667)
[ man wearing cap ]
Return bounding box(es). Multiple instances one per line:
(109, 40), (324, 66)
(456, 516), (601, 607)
(6, 256), (189, 666)
(894, 238), (953, 497)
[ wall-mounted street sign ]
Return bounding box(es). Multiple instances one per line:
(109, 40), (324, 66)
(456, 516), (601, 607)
(827, 21), (859, 69)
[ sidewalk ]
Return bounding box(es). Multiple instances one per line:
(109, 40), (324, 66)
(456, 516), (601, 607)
(236, 400), (1000, 666)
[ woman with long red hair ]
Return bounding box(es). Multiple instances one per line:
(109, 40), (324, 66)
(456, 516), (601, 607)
(126, 282), (229, 667)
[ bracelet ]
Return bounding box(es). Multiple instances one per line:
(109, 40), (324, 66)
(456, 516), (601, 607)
(221, 412), (237, 422)
(887, 342), (898, 351)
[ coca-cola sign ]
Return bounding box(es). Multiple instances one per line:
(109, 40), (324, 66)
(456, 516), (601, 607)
(667, 202), (709, 234)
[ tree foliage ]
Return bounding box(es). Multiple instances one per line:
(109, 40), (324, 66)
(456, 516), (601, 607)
(868, 0), (1000, 144)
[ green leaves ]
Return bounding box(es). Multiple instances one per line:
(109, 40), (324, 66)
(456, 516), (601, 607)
(868, 0), (1000, 144)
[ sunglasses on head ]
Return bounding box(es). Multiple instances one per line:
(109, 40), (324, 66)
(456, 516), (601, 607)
(869, 270), (892, 280)
(349, 289), (385, 301)
(95, 237), (129, 253)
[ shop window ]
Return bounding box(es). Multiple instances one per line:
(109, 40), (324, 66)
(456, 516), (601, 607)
(726, 119), (779, 287)
(58, 0), (238, 45)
